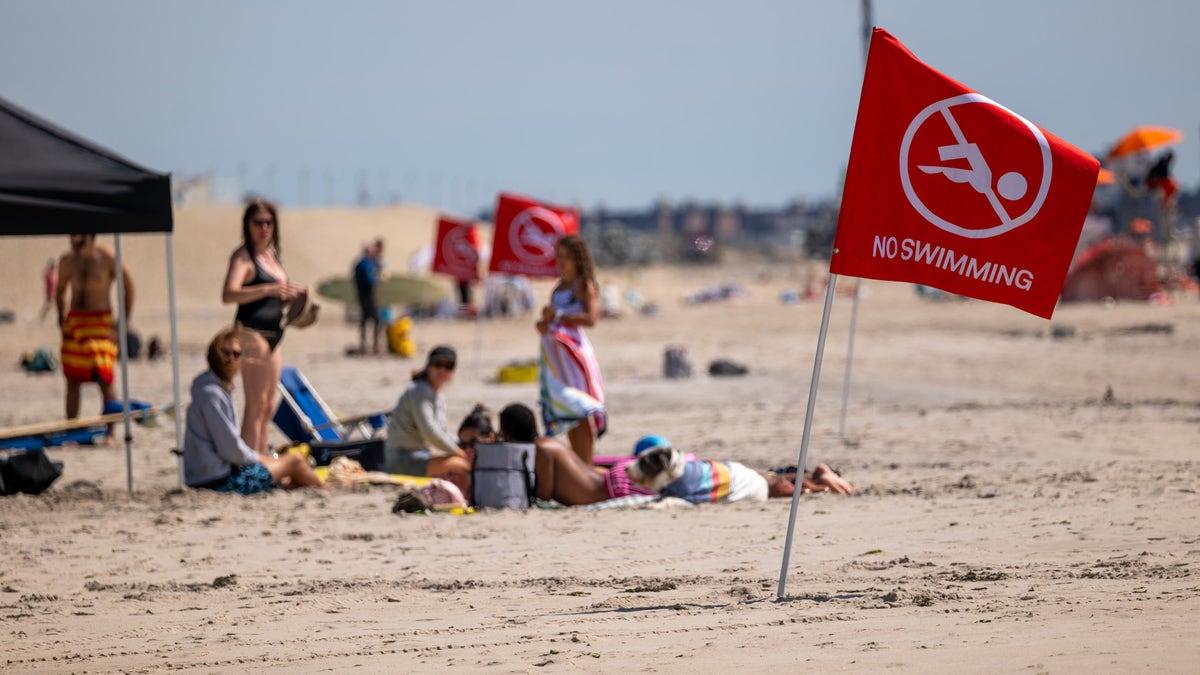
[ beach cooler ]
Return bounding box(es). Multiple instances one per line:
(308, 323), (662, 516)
(471, 441), (536, 509)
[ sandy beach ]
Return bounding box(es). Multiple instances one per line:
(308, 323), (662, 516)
(1, 205), (1198, 672)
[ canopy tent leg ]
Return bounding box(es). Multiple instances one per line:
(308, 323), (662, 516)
(166, 234), (184, 486)
(114, 234), (134, 494)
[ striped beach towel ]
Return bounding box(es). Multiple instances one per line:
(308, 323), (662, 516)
(538, 323), (606, 438)
(583, 493), (659, 511)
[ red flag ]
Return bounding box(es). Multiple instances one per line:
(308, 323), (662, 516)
(488, 192), (579, 278)
(432, 215), (481, 283)
(831, 28), (1099, 319)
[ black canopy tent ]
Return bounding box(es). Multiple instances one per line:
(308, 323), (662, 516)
(0, 96), (172, 234)
(0, 95), (180, 492)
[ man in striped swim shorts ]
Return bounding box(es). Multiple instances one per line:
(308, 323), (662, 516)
(56, 233), (135, 445)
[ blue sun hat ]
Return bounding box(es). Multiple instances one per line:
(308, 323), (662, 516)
(633, 435), (672, 457)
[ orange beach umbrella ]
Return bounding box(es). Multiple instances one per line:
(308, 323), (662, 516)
(1106, 125), (1183, 159)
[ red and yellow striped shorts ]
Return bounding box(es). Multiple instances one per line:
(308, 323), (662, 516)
(61, 310), (117, 384)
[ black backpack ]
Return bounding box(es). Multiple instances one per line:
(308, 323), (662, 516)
(0, 450), (63, 496)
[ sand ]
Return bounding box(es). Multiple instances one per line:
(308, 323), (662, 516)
(1, 206), (1198, 672)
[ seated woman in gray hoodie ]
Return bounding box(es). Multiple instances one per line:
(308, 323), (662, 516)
(385, 345), (472, 496)
(183, 327), (324, 493)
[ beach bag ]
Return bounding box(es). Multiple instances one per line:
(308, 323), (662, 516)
(0, 450), (63, 496)
(663, 345), (692, 379)
(471, 442), (536, 509)
(124, 329), (142, 359)
(19, 348), (57, 373)
(708, 358), (748, 377)
(387, 316), (416, 357)
(497, 360), (538, 383)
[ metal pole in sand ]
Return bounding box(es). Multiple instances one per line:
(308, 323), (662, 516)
(473, 310), (484, 383)
(166, 234), (185, 486)
(114, 234), (134, 493)
(778, 273), (839, 599)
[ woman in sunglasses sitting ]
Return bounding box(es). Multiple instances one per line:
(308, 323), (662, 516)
(182, 327), (325, 494)
(385, 345), (472, 496)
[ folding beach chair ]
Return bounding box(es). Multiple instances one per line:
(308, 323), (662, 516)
(273, 366), (388, 470)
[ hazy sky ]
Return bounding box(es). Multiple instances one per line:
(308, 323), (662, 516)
(2, 1), (1197, 215)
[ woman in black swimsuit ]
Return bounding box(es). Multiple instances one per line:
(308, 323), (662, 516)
(221, 199), (306, 454)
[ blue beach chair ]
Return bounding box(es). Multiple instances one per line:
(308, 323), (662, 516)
(273, 366), (387, 470)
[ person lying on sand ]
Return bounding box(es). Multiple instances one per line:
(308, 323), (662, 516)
(472, 403), (655, 507)
(625, 437), (854, 501)
(483, 403), (851, 507)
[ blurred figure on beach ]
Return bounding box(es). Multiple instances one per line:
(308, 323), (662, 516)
(536, 234), (606, 464)
(183, 326), (324, 493)
(221, 199), (307, 454)
(40, 258), (57, 320)
(385, 345), (472, 496)
(353, 237), (385, 355)
(55, 233), (134, 444)
(1145, 150), (1179, 209)
(457, 279), (476, 316)
(483, 274), (535, 318)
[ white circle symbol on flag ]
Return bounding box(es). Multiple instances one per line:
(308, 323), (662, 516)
(899, 93), (1052, 239)
(442, 225), (478, 268)
(509, 206), (565, 263)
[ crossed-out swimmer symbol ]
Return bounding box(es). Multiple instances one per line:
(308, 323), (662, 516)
(899, 93), (1052, 239)
(510, 206), (566, 263)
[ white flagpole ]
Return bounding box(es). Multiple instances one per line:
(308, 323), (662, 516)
(113, 234), (134, 493)
(778, 273), (839, 598)
(838, 0), (875, 439)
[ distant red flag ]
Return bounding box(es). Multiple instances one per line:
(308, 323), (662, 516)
(830, 28), (1099, 319)
(432, 215), (481, 283)
(488, 192), (579, 278)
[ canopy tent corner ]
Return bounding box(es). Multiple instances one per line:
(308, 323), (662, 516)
(0, 95), (179, 493)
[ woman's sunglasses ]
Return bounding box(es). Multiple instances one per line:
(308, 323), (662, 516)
(220, 348), (243, 360)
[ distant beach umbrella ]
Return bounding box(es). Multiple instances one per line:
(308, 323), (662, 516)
(1106, 126), (1183, 159)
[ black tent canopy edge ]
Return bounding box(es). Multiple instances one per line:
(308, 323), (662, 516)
(0, 95), (173, 235)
